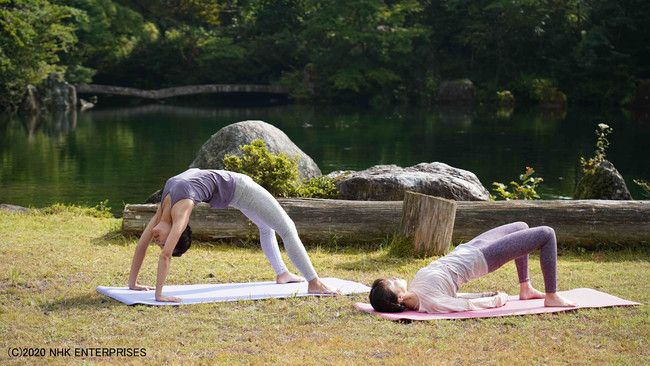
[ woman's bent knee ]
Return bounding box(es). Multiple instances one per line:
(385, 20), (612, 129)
(513, 221), (529, 230)
(537, 226), (556, 241)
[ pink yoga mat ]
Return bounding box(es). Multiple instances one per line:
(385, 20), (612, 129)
(354, 288), (641, 321)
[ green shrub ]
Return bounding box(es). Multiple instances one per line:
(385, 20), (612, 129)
(634, 179), (650, 198)
(223, 139), (299, 197)
(492, 167), (544, 200)
(531, 79), (567, 107)
(223, 139), (339, 198)
(296, 176), (339, 199)
(496, 90), (515, 105)
(580, 123), (612, 174)
(40, 200), (113, 218)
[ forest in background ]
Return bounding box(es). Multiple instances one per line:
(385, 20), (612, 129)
(1, 0), (649, 110)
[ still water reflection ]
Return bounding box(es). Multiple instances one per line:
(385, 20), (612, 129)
(1, 103), (648, 215)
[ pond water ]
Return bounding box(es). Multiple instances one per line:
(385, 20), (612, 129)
(1, 100), (648, 216)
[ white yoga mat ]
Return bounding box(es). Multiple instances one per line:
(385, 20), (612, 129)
(97, 277), (370, 306)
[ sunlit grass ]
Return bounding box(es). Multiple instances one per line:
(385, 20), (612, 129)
(0, 207), (648, 365)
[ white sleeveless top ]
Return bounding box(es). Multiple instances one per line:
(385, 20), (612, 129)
(408, 244), (493, 313)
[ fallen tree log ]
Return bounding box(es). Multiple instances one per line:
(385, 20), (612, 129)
(452, 200), (650, 247)
(122, 199), (650, 248)
(122, 199), (401, 244)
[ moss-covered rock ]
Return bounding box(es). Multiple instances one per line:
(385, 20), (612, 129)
(574, 160), (633, 200)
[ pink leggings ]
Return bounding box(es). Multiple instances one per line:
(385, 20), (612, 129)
(467, 222), (558, 293)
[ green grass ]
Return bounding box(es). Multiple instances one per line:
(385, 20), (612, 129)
(1, 207), (648, 365)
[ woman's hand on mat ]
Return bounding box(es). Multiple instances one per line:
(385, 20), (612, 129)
(156, 294), (182, 303)
(130, 284), (155, 291)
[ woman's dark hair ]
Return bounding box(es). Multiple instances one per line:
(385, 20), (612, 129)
(172, 225), (192, 257)
(369, 278), (407, 313)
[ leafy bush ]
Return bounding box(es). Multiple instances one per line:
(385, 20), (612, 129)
(223, 139), (339, 198)
(496, 90), (515, 105)
(492, 167), (544, 200)
(296, 176), (339, 199)
(634, 179), (650, 198)
(531, 79), (567, 107)
(580, 123), (613, 174)
(223, 139), (299, 197)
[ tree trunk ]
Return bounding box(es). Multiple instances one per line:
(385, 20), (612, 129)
(398, 192), (456, 255)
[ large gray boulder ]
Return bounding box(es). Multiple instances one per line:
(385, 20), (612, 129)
(20, 73), (77, 114)
(328, 162), (490, 201)
(190, 120), (321, 179)
(574, 160), (633, 200)
(433, 79), (477, 106)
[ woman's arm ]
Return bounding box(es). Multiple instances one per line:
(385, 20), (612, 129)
(465, 292), (509, 309)
(457, 292), (499, 299)
(154, 200), (193, 302)
(128, 207), (161, 290)
(418, 292), (509, 313)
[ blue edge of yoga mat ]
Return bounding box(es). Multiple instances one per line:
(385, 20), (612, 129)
(97, 277), (370, 306)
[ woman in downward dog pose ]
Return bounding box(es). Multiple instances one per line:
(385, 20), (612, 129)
(370, 222), (577, 313)
(129, 168), (340, 302)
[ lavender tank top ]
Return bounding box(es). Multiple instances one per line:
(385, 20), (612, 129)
(161, 169), (237, 209)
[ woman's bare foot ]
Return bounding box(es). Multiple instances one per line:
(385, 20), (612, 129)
(276, 271), (305, 284)
(519, 281), (546, 300)
(544, 292), (577, 307)
(307, 278), (341, 295)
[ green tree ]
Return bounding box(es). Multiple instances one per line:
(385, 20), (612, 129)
(293, 0), (426, 104)
(112, 0), (221, 36)
(0, 0), (77, 109)
(418, 0), (576, 99)
(568, 0), (650, 104)
(54, 0), (147, 83)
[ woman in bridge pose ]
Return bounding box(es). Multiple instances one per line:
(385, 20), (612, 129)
(128, 168), (340, 302)
(369, 222), (576, 313)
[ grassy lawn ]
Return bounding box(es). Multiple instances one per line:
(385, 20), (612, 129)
(1, 207), (648, 365)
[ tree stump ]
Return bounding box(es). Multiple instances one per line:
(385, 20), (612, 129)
(398, 191), (457, 255)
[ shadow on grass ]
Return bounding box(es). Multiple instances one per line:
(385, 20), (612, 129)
(39, 292), (122, 312)
(91, 222), (138, 247)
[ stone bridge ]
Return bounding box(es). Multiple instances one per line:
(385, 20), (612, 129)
(75, 84), (291, 100)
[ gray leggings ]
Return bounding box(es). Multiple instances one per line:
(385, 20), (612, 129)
(467, 222), (558, 293)
(229, 173), (318, 281)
